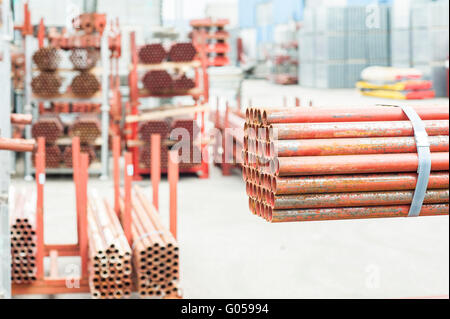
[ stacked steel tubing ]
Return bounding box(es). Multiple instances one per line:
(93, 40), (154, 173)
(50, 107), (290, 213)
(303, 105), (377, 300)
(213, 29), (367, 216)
(172, 74), (196, 92)
(0, 137), (35, 152)
(87, 191), (133, 299)
(140, 145), (168, 170)
(70, 48), (100, 70)
(138, 44), (167, 64)
(243, 106), (450, 223)
(31, 115), (64, 144)
(139, 120), (171, 142)
(120, 186), (179, 298)
(142, 70), (173, 94)
(10, 188), (37, 284)
(31, 72), (62, 98)
(32, 48), (61, 71)
(69, 114), (101, 144)
(63, 145), (97, 167)
(71, 72), (101, 98)
(168, 42), (197, 62)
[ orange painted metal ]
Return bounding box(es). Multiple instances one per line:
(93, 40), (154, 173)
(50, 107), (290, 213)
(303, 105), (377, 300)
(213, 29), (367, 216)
(113, 136), (121, 216)
(272, 189), (449, 210)
(270, 135), (449, 157)
(272, 172), (450, 195)
(261, 106), (449, 125)
(79, 153), (89, 278)
(272, 152), (449, 176)
(123, 152), (133, 245)
(35, 138), (45, 280)
(269, 204), (449, 223)
(269, 120), (449, 140)
(151, 134), (161, 210)
(10, 113), (33, 125)
(0, 137), (35, 152)
(168, 151), (179, 240)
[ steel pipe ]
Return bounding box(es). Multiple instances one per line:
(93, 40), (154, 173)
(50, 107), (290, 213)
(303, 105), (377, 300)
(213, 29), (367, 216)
(0, 138), (35, 152)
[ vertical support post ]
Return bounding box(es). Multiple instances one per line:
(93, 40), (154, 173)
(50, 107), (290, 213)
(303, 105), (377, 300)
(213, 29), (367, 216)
(295, 97), (300, 107)
(37, 19), (45, 49)
(222, 104), (231, 176)
(113, 136), (120, 216)
(123, 152), (133, 245)
(100, 23), (110, 180)
(24, 35), (33, 181)
(72, 137), (82, 243)
(79, 153), (89, 278)
(151, 134), (161, 211)
(35, 138), (45, 280)
(283, 96), (287, 107)
(168, 151), (179, 240)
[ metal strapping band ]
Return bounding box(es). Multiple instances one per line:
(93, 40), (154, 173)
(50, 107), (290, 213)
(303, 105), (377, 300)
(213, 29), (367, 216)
(378, 104), (431, 217)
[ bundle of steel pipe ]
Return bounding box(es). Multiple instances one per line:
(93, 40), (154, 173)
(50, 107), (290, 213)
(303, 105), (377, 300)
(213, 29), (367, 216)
(70, 48), (100, 70)
(119, 186), (179, 298)
(168, 42), (197, 62)
(69, 115), (101, 144)
(10, 187), (37, 284)
(142, 70), (173, 94)
(243, 106), (450, 222)
(140, 145), (168, 170)
(32, 48), (61, 71)
(87, 191), (133, 299)
(31, 72), (62, 98)
(31, 144), (62, 168)
(138, 44), (167, 64)
(172, 74), (196, 92)
(71, 72), (101, 98)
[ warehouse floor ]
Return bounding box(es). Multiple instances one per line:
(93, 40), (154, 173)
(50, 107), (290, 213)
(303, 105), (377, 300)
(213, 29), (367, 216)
(12, 80), (450, 299)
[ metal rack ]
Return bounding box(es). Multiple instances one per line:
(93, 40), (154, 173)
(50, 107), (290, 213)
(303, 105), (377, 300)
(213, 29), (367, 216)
(22, 22), (111, 180)
(126, 31), (210, 179)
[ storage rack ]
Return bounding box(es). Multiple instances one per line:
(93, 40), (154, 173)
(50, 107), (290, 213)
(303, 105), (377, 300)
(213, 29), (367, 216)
(126, 31), (210, 179)
(21, 16), (118, 180)
(190, 18), (230, 67)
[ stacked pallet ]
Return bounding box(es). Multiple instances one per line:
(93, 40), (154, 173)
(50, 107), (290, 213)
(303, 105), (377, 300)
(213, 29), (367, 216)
(10, 187), (37, 284)
(87, 191), (133, 299)
(120, 186), (179, 298)
(243, 106), (449, 222)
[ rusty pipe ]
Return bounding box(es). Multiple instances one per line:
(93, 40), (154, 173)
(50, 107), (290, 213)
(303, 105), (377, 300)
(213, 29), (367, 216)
(261, 106), (449, 125)
(271, 189), (449, 209)
(268, 204), (449, 223)
(271, 152), (449, 176)
(269, 120), (449, 140)
(271, 172), (450, 195)
(0, 137), (35, 152)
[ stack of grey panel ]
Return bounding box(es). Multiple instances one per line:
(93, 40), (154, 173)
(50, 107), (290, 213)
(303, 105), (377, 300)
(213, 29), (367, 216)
(411, 0), (449, 97)
(298, 5), (392, 89)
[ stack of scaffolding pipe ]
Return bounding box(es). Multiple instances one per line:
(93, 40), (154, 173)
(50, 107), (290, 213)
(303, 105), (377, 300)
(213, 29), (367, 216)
(243, 105), (450, 223)
(120, 186), (179, 298)
(10, 187), (37, 284)
(87, 191), (133, 299)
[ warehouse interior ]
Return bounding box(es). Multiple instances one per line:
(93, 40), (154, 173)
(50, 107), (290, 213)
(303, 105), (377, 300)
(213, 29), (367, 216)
(0, 0), (449, 300)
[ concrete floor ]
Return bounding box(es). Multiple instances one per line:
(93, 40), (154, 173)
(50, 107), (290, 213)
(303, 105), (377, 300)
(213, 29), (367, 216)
(12, 80), (450, 299)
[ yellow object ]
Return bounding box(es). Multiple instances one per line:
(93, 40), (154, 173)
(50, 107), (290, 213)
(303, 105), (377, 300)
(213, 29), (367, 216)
(356, 81), (428, 91)
(359, 89), (407, 100)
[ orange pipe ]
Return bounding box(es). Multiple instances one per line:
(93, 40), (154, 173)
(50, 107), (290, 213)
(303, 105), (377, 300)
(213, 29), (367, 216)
(35, 138), (45, 280)
(123, 152), (133, 245)
(113, 136), (121, 216)
(10, 114), (33, 125)
(272, 152), (449, 176)
(262, 106), (449, 125)
(0, 137), (35, 152)
(151, 134), (161, 211)
(168, 151), (179, 240)
(79, 153), (89, 278)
